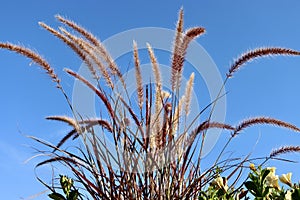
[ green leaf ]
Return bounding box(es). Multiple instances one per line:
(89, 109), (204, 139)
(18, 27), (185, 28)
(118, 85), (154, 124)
(198, 190), (208, 200)
(292, 188), (300, 200)
(262, 186), (270, 197)
(245, 181), (258, 196)
(48, 192), (66, 200)
(216, 188), (226, 196)
(198, 196), (205, 200)
(261, 169), (270, 183)
(69, 190), (79, 200)
(249, 173), (257, 181)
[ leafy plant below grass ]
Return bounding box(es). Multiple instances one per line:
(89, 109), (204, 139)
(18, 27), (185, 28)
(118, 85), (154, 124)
(49, 175), (80, 200)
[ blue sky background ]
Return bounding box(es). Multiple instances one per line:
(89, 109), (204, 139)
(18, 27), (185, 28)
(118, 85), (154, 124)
(1, 1), (300, 199)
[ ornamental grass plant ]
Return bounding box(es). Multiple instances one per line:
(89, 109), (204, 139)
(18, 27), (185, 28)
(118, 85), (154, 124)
(2, 9), (300, 200)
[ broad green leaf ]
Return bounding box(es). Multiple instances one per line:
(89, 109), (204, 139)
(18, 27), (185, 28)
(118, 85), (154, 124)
(245, 181), (258, 196)
(48, 192), (66, 200)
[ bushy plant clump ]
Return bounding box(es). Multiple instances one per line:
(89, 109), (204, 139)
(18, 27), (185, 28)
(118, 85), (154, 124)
(2, 9), (300, 200)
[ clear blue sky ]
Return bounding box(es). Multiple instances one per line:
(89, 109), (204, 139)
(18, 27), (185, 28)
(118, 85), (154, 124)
(1, 1), (300, 199)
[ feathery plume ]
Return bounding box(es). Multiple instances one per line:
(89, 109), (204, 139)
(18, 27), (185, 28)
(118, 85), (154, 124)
(270, 146), (300, 158)
(227, 47), (300, 78)
(46, 116), (81, 132)
(38, 22), (99, 80)
(184, 27), (206, 43)
(187, 121), (235, 146)
(181, 27), (206, 61)
(56, 15), (125, 87)
(79, 118), (113, 133)
(146, 43), (161, 89)
(0, 42), (60, 87)
(147, 43), (162, 135)
(59, 27), (113, 88)
(171, 8), (184, 91)
(46, 116), (113, 133)
(133, 41), (144, 110)
(184, 72), (195, 116)
(174, 27), (205, 89)
(181, 27), (206, 62)
(153, 88), (162, 137)
(149, 130), (156, 149)
(56, 15), (99, 46)
(234, 117), (300, 137)
(191, 121), (234, 137)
